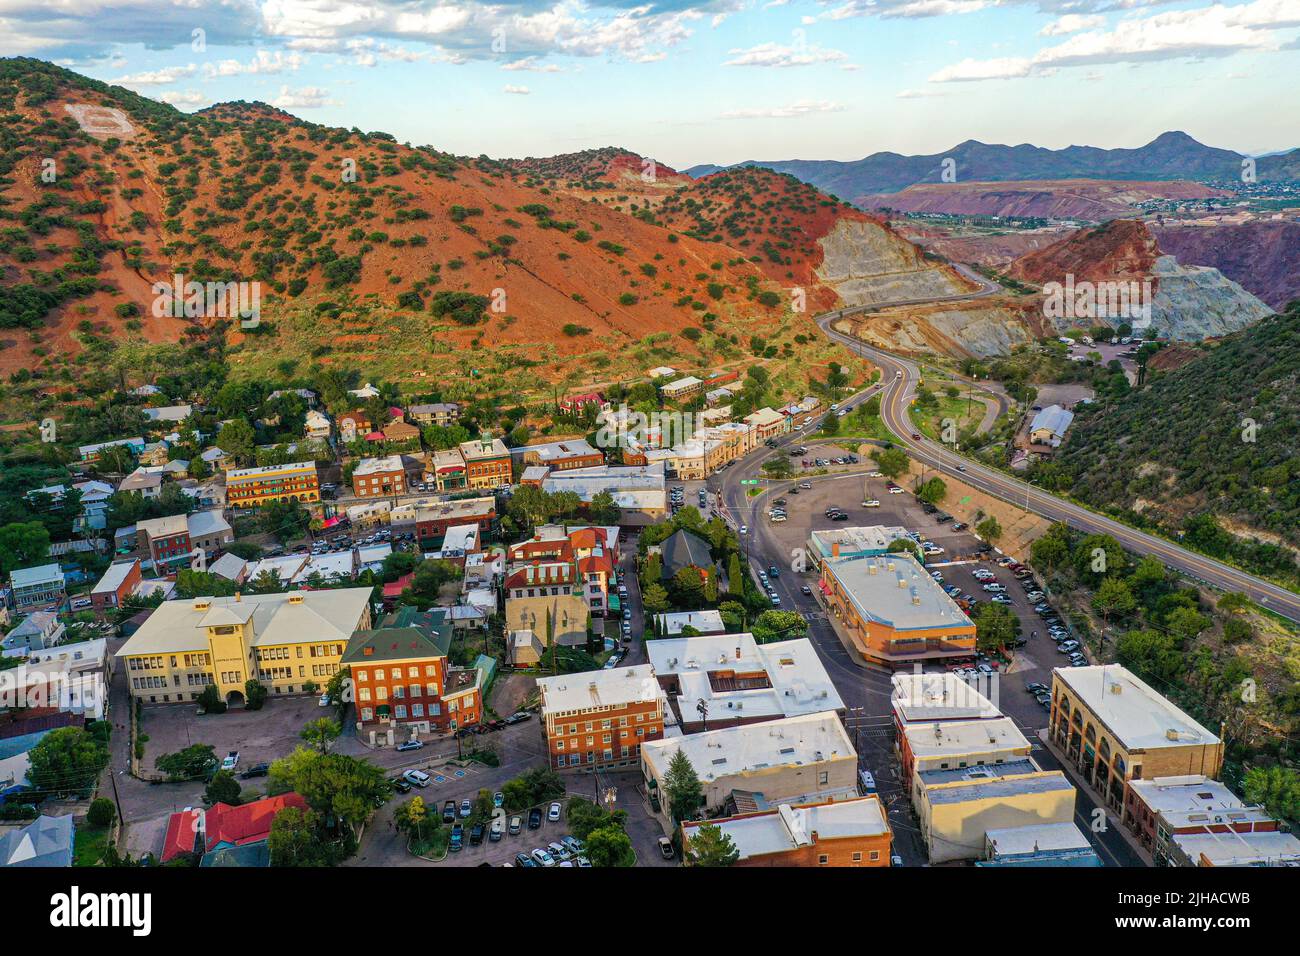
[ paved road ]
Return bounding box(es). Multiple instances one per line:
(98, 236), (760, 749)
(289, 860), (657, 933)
(814, 314), (1300, 623)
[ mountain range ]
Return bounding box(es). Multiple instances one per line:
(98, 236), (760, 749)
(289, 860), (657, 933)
(684, 132), (1300, 200)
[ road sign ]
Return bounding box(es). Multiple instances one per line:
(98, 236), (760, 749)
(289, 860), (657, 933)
(741, 479), (760, 485)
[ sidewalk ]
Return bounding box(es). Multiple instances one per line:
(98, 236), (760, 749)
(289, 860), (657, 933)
(1037, 728), (1154, 867)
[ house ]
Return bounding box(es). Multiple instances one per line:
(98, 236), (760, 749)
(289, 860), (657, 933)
(78, 437), (144, 462)
(304, 409), (332, 440)
(9, 564), (65, 614)
(558, 392), (608, 416)
(342, 606), (483, 734)
(509, 629), (545, 667)
(537, 664), (666, 772)
(458, 437), (512, 489)
(503, 561), (589, 648)
(188, 510), (233, 557)
(382, 420), (421, 445)
(336, 411), (374, 442)
(352, 455), (408, 498)
(0, 814), (74, 867)
(408, 403), (461, 427)
(137, 441), (170, 466)
(657, 528), (717, 583)
(1051, 665), (1223, 818)
(348, 382), (381, 399)
(161, 808), (203, 863)
(646, 366), (677, 380)
(142, 404), (193, 424)
(648, 634), (845, 733)
(115, 589), (372, 705)
(117, 468), (164, 499)
(681, 797), (891, 867)
(641, 712), (857, 826)
(660, 375), (704, 401)
(1, 611), (65, 657)
(90, 559), (142, 614)
(1029, 404), (1074, 447)
(268, 388), (318, 406)
(411, 496), (497, 546)
(135, 514), (190, 569)
(209, 552), (249, 585)
(203, 792), (309, 855)
(742, 406), (788, 441)
(818, 553), (976, 668)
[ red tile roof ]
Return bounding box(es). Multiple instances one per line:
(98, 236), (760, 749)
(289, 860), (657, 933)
(205, 792), (308, 851)
(161, 809), (202, 862)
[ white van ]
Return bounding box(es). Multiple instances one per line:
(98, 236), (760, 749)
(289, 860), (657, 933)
(858, 770), (877, 794)
(403, 769), (431, 788)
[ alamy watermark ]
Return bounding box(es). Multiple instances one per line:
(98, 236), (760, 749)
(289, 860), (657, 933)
(1042, 273), (1152, 332)
(594, 404), (711, 450)
(151, 273), (261, 328)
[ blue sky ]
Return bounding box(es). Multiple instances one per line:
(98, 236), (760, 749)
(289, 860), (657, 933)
(5, 0), (1299, 167)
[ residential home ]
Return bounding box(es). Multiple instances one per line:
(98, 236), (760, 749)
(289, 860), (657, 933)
(660, 375), (704, 401)
(9, 564), (66, 614)
(1029, 405), (1074, 447)
(78, 437), (145, 462)
(118, 468), (164, 499)
(209, 552), (250, 586)
(90, 559), (143, 615)
(657, 527), (717, 584)
(558, 392), (609, 416)
(408, 403), (461, 427)
(382, 420), (421, 445)
(202, 792), (309, 857)
(304, 409), (332, 440)
(336, 411), (374, 442)
(142, 404), (194, 425)
(0, 814), (74, 868)
(1, 611), (65, 657)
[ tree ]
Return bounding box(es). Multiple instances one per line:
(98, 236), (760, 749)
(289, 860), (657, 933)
(1030, 523), (1072, 573)
(216, 418), (256, 465)
(27, 727), (109, 795)
(664, 750), (703, 824)
(0, 521), (52, 574)
(269, 747), (387, 834)
(588, 490), (620, 525)
(762, 456), (793, 479)
(1218, 592), (1252, 615)
(672, 565), (706, 608)
(1243, 766), (1300, 825)
(86, 798), (117, 828)
(155, 744), (217, 782)
(727, 553), (744, 599)
(244, 679), (268, 710)
(204, 770), (242, 806)
(684, 822), (740, 866)
(585, 824), (635, 867)
(260, 498), (310, 543)
(301, 717), (341, 755)
(197, 683), (226, 714)
(975, 516), (1002, 542)
(1092, 576), (1136, 629)
(1166, 606), (1211, 644)
(394, 795), (431, 843)
(268, 806), (330, 866)
(874, 447), (910, 480)
(641, 582), (670, 616)
(751, 609), (808, 644)
(973, 602), (1017, 652)
(916, 477), (947, 505)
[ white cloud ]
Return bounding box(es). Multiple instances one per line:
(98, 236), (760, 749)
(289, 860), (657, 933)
(896, 87), (947, 97)
(931, 0), (1300, 82)
(502, 56), (563, 72)
(503, 84), (531, 94)
(720, 99), (846, 118)
(1040, 13), (1105, 36)
(202, 49), (305, 79)
(724, 41), (849, 67)
(155, 89), (208, 106)
(113, 65), (196, 86)
(270, 85), (337, 108)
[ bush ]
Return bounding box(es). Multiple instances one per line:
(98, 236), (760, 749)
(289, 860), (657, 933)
(87, 797), (116, 828)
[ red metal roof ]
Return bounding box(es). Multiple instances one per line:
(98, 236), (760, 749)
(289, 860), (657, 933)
(161, 809), (201, 862)
(205, 792), (308, 851)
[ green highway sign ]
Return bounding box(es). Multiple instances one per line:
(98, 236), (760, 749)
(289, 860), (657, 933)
(741, 479), (760, 485)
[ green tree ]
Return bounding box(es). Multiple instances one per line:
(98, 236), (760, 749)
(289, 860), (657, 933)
(874, 447), (910, 480)
(916, 477), (947, 505)
(1030, 523), (1071, 573)
(268, 806), (330, 866)
(585, 824), (635, 867)
(204, 770), (242, 806)
(664, 750), (703, 824)
(684, 822), (740, 866)
(394, 795), (431, 843)
(268, 747), (387, 834)
(27, 727), (109, 795)
(0, 521), (52, 574)
(155, 744), (217, 781)
(301, 717), (342, 755)
(975, 516), (1002, 542)
(216, 418), (256, 465)
(1242, 766), (1300, 825)
(86, 797), (117, 828)
(244, 679), (269, 710)
(973, 601), (1017, 652)
(1092, 576), (1137, 629)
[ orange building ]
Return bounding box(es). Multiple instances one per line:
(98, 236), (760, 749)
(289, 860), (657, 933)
(819, 554), (975, 668)
(536, 664), (665, 772)
(458, 437), (512, 489)
(352, 455), (407, 498)
(341, 606), (483, 732)
(681, 796), (891, 867)
(226, 461), (320, 509)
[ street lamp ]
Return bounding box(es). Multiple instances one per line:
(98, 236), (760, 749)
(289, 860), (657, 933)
(696, 698), (709, 732)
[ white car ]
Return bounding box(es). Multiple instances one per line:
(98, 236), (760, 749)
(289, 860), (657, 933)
(548, 802), (562, 822)
(865, 471), (883, 478)
(739, 526), (748, 535)
(862, 500), (881, 508)
(318, 694), (331, 707)
(887, 487), (903, 494)
(532, 848), (556, 867)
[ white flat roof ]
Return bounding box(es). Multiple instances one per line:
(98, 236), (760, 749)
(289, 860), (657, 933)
(986, 822), (1092, 856)
(1053, 665), (1220, 751)
(826, 554), (973, 632)
(903, 716), (1030, 759)
(354, 455), (405, 477)
(647, 634), (843, 720)
(92, 561), (138, 595)
(1127, 776), (1245, 815)
(653, 610), (725, 636)
(537, 664), (662, 714)
(810, 525), (911, 557)
(683, 796), (888, 859)
(641, 711), (852, 784)
(1172, 829), (1300, 866)
(892, 672), (1000, 723)
(10, 564), (62, 589)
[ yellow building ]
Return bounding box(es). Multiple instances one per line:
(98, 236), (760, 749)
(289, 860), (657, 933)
(115, 588), (371, 706)
(226, 460), (320, 509)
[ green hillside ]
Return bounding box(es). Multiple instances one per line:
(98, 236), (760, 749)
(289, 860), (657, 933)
(1044, 306), (1300, 587)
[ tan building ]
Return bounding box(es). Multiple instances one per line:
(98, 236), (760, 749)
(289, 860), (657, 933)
(1050, 665), (1223, 816)
(640, 711), (857, 827)
(503, 561), (589, 647)
(901, 716), (1033, 804)
(115, 588), (371, 705)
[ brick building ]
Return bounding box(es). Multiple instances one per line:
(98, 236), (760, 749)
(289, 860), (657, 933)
(536, 664), (666, 772)
(352, 455), (407, 498)
(681, 797), (891, 867)
(458, 437), (512, 489)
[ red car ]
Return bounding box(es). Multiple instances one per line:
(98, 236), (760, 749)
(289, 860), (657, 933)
(910, 433), (921, 440)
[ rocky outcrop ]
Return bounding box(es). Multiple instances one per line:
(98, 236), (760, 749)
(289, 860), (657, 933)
(1145, 256), (1274, 340)
(834, 301), (1034, 358)
(1153, 220), (1300, 311)
(816, 218), (971, 306)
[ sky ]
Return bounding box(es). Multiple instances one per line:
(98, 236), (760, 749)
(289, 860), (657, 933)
(4, 0), (1299, 169)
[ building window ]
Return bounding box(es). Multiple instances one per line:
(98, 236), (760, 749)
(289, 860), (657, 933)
(818, 855), (829, 865)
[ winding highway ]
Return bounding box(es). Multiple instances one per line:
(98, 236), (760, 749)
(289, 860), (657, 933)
(812, 309), (1300, 625)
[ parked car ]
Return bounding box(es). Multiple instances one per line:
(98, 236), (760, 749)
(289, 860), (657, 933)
(449, 824), (464, 851)
(528, 808), (543, 829)
(459, 799), (473, 818)
(548, 840), (571, 861)
(239, 762), (269, 780)
(547, 801), (562, 822)
(221, 751), (240, 771)
(800, 585), (813, 596)
(509, 815), (523, 835)
(561, 835), (584, 855)
(658, 836), (675, 859)
(493, 791), (505, 808)
(470, 823), (485, 846)
(318, 694), (332, 707)
(392, 778), (412, 794)
(532, 848), (556, 867)
(442, 800), (457, 822)
(404, 769), (431, 788)
(396, 739), (424, 752)
(515, 852), (537, 868)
